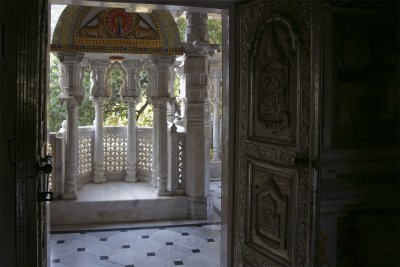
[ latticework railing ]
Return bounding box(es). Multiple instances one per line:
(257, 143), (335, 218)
(50, 124), (185, 197)
(104, 126), (127, 173)
(76, 126), (153, 182)
(78, 126), (94, 178)
(177, 132), (186, 191)
(136, 127), (153, 180)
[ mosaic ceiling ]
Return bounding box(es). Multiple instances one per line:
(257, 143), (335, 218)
(51, 6), (183, 55)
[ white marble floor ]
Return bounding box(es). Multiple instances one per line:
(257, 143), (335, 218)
(50, 222), (221, 267)
(50, 180), (223, 266)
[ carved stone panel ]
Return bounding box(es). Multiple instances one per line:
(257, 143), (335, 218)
(246, 160), (297, 264)
(236, 0), (312, 266)
(249, 18), (300, 146)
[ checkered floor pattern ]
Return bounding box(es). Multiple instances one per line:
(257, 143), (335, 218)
(50, 223), (221, 267)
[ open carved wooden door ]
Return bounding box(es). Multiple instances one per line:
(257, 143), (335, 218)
(15, 0), (50, 265)
(235, 0), (317, 266)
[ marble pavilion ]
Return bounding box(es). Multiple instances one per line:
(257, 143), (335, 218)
(49, 6), (222, 225)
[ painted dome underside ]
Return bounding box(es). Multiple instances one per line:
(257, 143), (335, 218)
(51, 6), (183, 55)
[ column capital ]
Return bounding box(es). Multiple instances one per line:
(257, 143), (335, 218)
(91, 59), (110, 70)
(57, 53), (85, 64)
(182, 43), (210, 57)
(124, 97), (140, 106)
(149, 97), (173, 107)
(90, 96), (109, 107)
(122, 59), (141, 70)
(151, 56), (176, 66)
(61, 96), (80, 108)
(121, 60), (141, 98)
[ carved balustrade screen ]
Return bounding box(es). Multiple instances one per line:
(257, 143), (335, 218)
(104, 127), (128, 174)
(78, 126), (94, 178)
(136, 127), (153, 180)
(177, 131), (186, 191)
(72, 126), (154, 182)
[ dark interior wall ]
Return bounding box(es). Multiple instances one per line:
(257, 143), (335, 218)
(0, 1), (17, 266)
(319, 1), (399, 266)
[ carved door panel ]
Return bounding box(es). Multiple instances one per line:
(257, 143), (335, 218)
(15, 0), (49, 266)
(235, 0), (314, 266)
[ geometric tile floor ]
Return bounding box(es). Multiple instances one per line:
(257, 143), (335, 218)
(50, 180), (222, 267)
(50, 222), (220, 267)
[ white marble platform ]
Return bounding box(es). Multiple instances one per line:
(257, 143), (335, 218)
(50, 182), (188, 226)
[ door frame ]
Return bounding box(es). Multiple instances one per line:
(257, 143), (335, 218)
(43, 0), (322, 265)
(48, 0), (238, 266)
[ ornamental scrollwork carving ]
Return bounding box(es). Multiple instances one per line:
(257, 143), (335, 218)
(236, 0), (312, 266)
(245, 141), (296, 167)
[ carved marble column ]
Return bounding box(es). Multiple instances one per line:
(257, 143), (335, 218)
(151, 56), (175, 196)
(90, 60), (111, 184)
(58, 53), (85, 200)
(122, 60), (141, 98)
(122, 60), (141, 183)
(175, 62), (187, 127)
(208, 52), (222, 179)
(91, 97), (107, 183)
(184, 12), (211, 218)
(143, 63), (159, 187)
(151, 98), (170, 195)
(58, 53), (86, 101)
(125, 98), (139, 182)
(211, 71), (222, 160)
(167, 65), (177, 123)
(62, 97), (79, 199)
(151, 102), (159, 188)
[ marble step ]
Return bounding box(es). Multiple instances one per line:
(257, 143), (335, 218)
(50, 182), (188, 225)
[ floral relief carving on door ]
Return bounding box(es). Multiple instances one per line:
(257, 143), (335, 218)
(236, 0), (312, 266)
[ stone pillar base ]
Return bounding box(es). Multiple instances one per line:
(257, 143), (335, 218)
(151, 174), (158, 188)
(187, 195), (213, 219)
(157, 177), (169, 196)
(210, 160), (222, 180)
(93, 168), (106, 183)
(93, 178), (106, 184)
(125, 167), (137, 183)
(62, 190), (77, 200)
(125, 177), (137, 183)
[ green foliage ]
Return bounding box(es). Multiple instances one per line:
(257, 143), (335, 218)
(176, 17), (187, 42)
(173, 75), (182, 115)
(208, 18), (222, 46)
(104, 69), (128, 126)
(174, 75), (180, 97)
(175, 16), (222, 47)
(78, 67), (95, 126)
(136, 69), (153, 127)
(48, 55), (66, 132)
